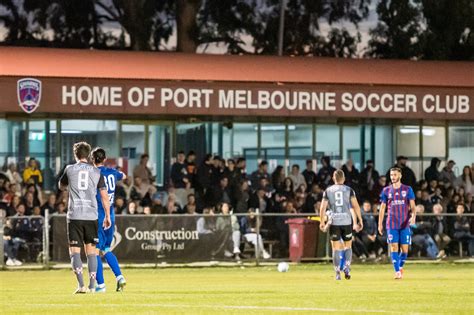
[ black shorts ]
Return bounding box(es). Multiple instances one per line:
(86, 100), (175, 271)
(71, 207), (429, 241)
(67, 219), (98, 247)
(329, 225), (353, 242)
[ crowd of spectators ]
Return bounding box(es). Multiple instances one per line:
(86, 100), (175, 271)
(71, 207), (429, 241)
(1, 153), (474, 263)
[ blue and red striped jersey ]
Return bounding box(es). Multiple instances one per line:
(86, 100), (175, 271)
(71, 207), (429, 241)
(380, 184), (415, 230)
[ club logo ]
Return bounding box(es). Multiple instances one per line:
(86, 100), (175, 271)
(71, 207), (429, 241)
(402, 191), (407, 197)
(110, 230), (123, 251)
(17, 78), (42, 114)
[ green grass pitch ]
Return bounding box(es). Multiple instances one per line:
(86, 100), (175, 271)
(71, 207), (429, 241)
(0, 263), (473, 314)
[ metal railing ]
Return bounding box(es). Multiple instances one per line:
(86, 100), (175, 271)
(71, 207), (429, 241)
(1, 211), (473, 269)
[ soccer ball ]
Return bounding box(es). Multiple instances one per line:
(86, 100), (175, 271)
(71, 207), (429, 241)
(277, 262), (289, 273)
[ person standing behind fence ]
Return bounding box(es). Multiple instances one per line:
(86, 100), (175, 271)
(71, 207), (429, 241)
(91, 147), (127, 293)
(59, 142), (111, 294)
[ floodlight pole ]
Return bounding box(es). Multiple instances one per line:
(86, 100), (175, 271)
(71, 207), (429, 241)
(43, 210), (50, 269)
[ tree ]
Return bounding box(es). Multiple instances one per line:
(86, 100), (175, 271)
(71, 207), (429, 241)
(367, 0), (425, 59)
(421, 0), (474, 60)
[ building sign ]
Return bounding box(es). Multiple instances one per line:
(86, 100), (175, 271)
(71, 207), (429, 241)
(1, 77), (473, 120)
(17, 78), (42, 114)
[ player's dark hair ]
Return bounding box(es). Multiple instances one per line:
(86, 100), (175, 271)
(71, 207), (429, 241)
(73, 142), (91, 160)
(91, 147), (107, 164)
(390, 167), (402, 173)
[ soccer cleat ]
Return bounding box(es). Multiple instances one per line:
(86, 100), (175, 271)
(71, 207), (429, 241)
(344, 270), (351, 280)
(394, 271), (402, 280)
(116, 277), (126, 292)
(73, 287), (87, 294)
(335, 271), (342, 280)
(95, 285), (106, 293)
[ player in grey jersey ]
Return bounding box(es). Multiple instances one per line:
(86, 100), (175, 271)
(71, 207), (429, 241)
(319, 169), (363, 280)
(59, 142), (111, 294)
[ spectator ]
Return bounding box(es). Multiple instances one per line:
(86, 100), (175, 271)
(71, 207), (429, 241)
(185, 151), (197, 188)
(303, 183), (323, 213)
(249, 187), (270, 213)
(3, 218), (24, 266)
(342, 159), (360, 189)
(357, 201), (382, 259)
(41, 193), (56, 216)
(55, 202), (67, 214)
(240, 208), (271, 259)
(4, 163), (22, 193)
(130, 177), (155, 206)
(386, 156), (416, 187)
(183, 194), (197, 215)
(22, 158), (43, 187)
(210, 156), (225, 187)
(166, 194), (182, 214)
(429, 204), (450, 258)
(455, 165), (473, 195)
(439, 160), (456, 188)
(196, 154), (214, 197)
(233, 179), (250, 214)
(453, 204), (474, 257)
(215, 202), (242, 259)
(224, 159), (240, 204)
(114, 197), (127, 215)
(143, 206), (152, 215)
(302, 160), (317, 193)
(171, 151), (190, 207)
(24, 183), (43, 206)
(133, 154), (154, 185)
(411, 205), (439, 259)
(425, 158), (441, 182)
(235, 157), (247, 180)
(205, 176), (231, 207)
(430, 187), (444, 205)
(171, 151), (189, 189)
(271, 165), (285, 192)
(317, 156), (336, 188)
(369, 175), (387, 205)
(249, 160), (270, 190)
(278, 177), (295, 201)
(289, 164), (306, 192)
(359, 160), (379, 201)
(420, 190), (433, 213)
(126, 201), (137, 215)
(115, 176), (129, 202)
(23, 192), (38, 216)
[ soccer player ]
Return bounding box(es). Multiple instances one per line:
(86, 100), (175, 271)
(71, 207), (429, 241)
(378, 167), (416, 279)
(91, 147), (127, 292)
(59, 142), (111, 294)
(320, 170), (363, 280)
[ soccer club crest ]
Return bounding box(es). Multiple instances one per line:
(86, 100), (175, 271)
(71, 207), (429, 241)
(17, 78), (42, 114)
(402, 191), (407, 198)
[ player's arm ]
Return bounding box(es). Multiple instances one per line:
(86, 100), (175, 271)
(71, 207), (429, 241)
(378, 203), (386, 235)
(408, 187), (416, 225)
(58, 167), (68, 191)
(98, 176), (111, 229)
(319, 199), (329, 231)
(350, 196), (363, 232)
(409, 199), (416, 225)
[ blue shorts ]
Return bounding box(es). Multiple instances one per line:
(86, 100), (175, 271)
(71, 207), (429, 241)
(97, 219), (115, 252)
(387, 228), (411, 245)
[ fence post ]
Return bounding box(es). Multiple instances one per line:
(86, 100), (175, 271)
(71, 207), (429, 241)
(43, 210), (50, 269)
(0, 215), (4, 269)
(255, 209), (260, 267)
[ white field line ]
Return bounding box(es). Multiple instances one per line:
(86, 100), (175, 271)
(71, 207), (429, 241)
(21, 303), (398, 313)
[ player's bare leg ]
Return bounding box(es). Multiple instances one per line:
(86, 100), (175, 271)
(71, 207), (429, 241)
(390, 243), (402, 279)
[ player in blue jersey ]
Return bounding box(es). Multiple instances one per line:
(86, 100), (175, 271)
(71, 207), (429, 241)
(91, 147), (127, 292)
(378, 167), (416, 279)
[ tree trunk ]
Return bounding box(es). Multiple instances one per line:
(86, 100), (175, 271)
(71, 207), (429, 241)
(176, 0), (201, 52)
